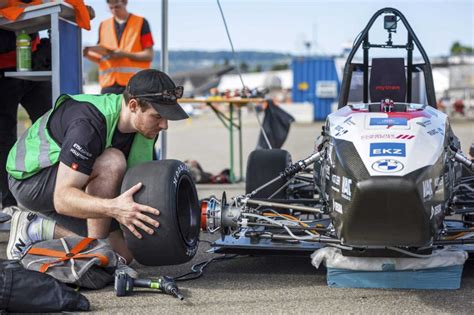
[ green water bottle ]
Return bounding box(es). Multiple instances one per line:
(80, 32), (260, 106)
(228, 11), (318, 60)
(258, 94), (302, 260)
(16, 30), (31, 71)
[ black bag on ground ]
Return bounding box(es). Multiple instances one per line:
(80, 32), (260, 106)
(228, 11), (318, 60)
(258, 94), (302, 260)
(0, 259), (90, 313)
(257, 100), (295, 149)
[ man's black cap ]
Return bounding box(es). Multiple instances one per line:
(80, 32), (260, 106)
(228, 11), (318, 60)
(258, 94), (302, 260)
(126, 69), (189, 120)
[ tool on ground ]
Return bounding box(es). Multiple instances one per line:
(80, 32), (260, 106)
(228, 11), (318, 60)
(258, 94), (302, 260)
(114, 271), (184, 300)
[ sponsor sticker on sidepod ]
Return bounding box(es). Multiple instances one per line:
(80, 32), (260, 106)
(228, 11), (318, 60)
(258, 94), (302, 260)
(372, 159), (404, 173)
(333, 200), (343, 214)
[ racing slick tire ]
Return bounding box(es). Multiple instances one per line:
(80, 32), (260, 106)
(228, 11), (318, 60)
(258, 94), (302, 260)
(121, 160), (200, 266)
(245, 149), (291, 199)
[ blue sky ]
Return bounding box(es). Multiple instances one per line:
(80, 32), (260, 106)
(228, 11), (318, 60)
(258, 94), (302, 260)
(82, 0), (474, 57)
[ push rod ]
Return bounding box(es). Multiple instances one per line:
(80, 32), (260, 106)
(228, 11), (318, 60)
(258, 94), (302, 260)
(246, 199), (323, 214)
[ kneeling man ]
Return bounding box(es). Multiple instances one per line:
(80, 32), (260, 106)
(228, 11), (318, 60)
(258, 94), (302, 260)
(6, 69), (187, 263)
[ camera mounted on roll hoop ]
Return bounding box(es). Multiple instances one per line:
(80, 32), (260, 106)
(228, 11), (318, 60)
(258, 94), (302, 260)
(384, 14), (397, 46)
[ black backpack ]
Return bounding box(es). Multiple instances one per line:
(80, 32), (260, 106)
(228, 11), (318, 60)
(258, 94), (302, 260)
(0, 259), (89, 313)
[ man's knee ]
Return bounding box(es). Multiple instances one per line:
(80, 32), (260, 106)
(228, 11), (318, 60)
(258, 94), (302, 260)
(93, 148), (127, 178)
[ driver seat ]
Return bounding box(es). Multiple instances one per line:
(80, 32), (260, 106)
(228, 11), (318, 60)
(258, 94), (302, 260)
(369, 58), (407, 104)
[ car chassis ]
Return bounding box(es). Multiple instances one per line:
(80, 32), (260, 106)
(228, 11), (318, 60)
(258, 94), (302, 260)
(201, 8), (474, 258)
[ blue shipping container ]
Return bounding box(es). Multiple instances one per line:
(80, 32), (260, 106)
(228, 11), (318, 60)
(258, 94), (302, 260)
(292, 57), (339, 121)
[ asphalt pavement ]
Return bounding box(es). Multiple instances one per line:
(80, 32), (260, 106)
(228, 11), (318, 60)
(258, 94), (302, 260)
(1, 111), (473, 313)
(0, 231), (473, 313)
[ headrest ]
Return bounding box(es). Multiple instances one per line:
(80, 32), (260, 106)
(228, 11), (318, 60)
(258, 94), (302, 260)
(369, 58), (406, 102)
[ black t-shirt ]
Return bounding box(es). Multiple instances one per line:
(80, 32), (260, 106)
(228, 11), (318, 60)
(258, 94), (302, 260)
(47, 99), (135, 175)
(0, 29), (17, 54)
(115, 17), (151, 43)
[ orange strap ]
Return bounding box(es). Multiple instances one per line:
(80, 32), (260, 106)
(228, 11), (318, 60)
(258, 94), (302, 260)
(65, 0), (91, 30)
(27, 237), (110, 273)
(0, 0), (91, 30)
(0, 0), (42, 21)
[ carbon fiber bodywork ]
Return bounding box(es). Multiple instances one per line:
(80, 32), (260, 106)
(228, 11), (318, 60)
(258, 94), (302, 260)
(321, 138), (448, 247)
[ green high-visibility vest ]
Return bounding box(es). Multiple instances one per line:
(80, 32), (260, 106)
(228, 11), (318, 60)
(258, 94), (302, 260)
(7, 93), (155, 180)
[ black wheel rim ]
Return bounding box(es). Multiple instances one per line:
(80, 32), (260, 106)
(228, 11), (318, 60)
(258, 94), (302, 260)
(176, 174), (199, 246)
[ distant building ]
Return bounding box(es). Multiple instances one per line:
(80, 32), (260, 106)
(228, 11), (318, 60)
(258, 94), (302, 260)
(171, 66), (234, 97)
(447, 54), (474, 102)
(217, 70), (292, 103)
(292, 57), (340, 120)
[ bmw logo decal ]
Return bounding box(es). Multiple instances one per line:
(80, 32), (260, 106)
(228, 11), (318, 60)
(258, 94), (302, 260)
(372, 159), (404, 173)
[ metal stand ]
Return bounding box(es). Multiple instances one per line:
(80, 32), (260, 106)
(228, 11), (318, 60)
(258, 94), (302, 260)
(0, 2), (83, 231)
(207, 101), (243, 182)
(0, 1), (83, 103)
(180, 98), (264, 183)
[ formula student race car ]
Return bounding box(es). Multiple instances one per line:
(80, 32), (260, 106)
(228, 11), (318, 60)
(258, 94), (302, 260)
(201, 7), (474, 257)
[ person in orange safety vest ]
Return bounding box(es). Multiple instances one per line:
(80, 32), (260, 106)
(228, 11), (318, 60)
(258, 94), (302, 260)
(83, 0), (154, 94)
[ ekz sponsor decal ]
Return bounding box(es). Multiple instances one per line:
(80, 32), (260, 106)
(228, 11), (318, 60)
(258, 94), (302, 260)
(370, 143), (406, 157)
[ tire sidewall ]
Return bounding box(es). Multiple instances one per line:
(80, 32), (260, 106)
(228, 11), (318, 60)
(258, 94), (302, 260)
(121, 160), (200, 266)
(245, 149), (291, 198)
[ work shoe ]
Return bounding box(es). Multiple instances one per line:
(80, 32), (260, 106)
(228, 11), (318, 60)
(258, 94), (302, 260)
(6, 211), (38, 260)
(0, 212), (12, 224)
(0, 205), (20, 223)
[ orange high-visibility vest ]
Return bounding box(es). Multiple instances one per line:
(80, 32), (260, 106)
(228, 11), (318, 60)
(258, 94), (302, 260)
(98, 14), (151, 88)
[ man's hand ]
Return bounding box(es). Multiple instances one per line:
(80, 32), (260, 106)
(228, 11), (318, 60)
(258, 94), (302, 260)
(110, 182), (160, 239)
(82, 46), (102, 63)
(108, 49), (128, 59)
(107, 48), (153, 62)
(54, 162), (159, 239)
(82, 47), (90, 57)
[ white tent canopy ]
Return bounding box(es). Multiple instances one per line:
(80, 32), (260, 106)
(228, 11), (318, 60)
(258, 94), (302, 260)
(217, 70), (292, 91)
(432, 68), (450, 98)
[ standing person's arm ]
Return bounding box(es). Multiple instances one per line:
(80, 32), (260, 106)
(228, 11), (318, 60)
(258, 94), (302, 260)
(83, 47), (102, 63)
(108, 47), (153, 62)
(83, 22), (103, 64)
